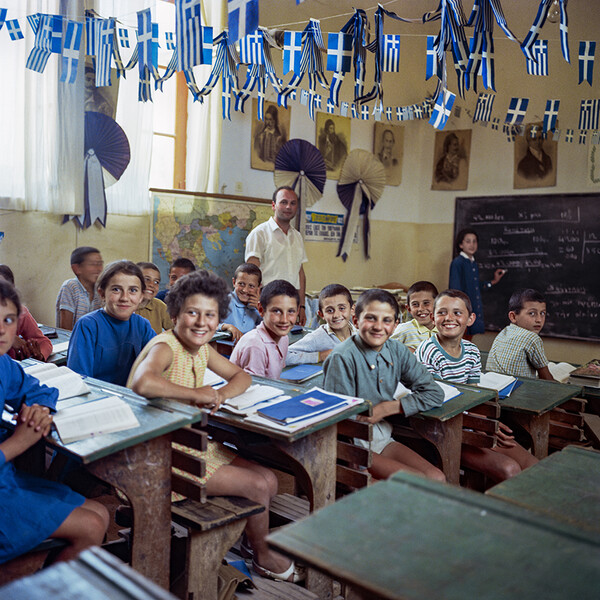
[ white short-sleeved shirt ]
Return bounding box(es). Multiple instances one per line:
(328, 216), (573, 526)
(244, 217), (307, 288)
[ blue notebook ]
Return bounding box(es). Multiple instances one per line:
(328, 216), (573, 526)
(498, 379), (523, 399)
(280, 364), (323, 383)
(257, 389), (350, 424)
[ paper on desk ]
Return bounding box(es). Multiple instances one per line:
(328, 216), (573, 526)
(224, 384), (285, 411)
(51, 341), (69, 354)
(24, 364), (90, 400)
(203, 368), (227, 387)
(394, 380), (461, 403)
(221, 395), (291, 416)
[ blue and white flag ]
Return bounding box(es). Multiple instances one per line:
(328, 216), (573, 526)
(503, 123), (516, 143)
(60, 19), (83, 84)
(385, 106), (393, 121)
(165, 32), (175, 50)
(27, 13), (40, 34)
(426, 35), (440, 81)
(351, 103), (358, 119)
(565, 129), (573, 143)
(227, 0), (258, 45)
(86, 14), (97, 56)
(314, 94), (322, 110)
(522, 0), (569, 64)
(429, 89), (456, 130)
(95, 19), (114, 87)
(283, 31), (302, 74)
(579, 130), (587, 144)
(361, 104), (369, 120)
(491, 117), (500, 130)
(137, 8), (158, 101)
(579, 41), (596, 86)
(176, 0), (209, 70)
(381, 34), (400, 72)
(526, 39), (548, 76)
(412, 104), (422, 120)
(473, 92), (495, 122)
(239, 31), (264, 65)
(579, 99), (600, 130)
(326, 99), (335, 114)
(340, 101), (349, 117)
(6, 19), (24, 40)
(118, 28), (130, 48)
(299, 89), (309, 106)
(26, 14), (63, 73)
(543, 99), (560, 132)
(0, 9), (6, 30)
(373, 103), (382, 121)
(327, 32), (352, 72)
(505, 97), (529, 124)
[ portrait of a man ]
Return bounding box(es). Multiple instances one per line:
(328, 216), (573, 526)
(431, 129), (471, 191)
(251, 99), (290, 172)
(84, 62), (118, 119)
(514, 122), (557, 189)
(374, 122), (404, 186)
(316, 112), (350, 180)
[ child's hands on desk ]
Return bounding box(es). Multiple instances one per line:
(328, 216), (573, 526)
(356, 400), (401, 424)
(3, 405), (53, 460)
(192, 385), (224, 414)
(12, 337), (45, 361)
(496, 422), (517, 448)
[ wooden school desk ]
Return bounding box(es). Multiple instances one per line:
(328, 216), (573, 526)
(486, 445), (600, 536)
(268, 472), (600, 600)
(47, 375), (205, 588)
(44, 325), (71, 365)
(495, 377), (583, 458)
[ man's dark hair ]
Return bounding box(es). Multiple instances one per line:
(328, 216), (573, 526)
(260, 279), (299, 308)
(70, 246), (101, 265)
(355, 289), (399, 321)
(508, 289), (546, 314)
(272, 186), (296, 204)
(167, 270), (230, 320)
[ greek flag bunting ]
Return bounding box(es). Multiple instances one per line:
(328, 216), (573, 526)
(373, 104), (382, 121)
(413, 104), (423, 120)
(381, 35), (401, 72)
(522, 0), (570, 64)
(579, 99), (600, 130)
(27, 14), (40, 34)
(239, 31), (264, 65)
(176, 0), (208, 70)
(351, 103), (358, 119)
(60, 19), (83, 84)
(327, 32), (352, 72)
(95, 19), (114, 87)
(503, 124), (516, 142)
(119, 28), (130, 48)
(227, 0), (258, 45)
(361, 104), (369, 120)
(426, 35), (440, 81)
(473, 92), (495, 123)
(0, 8), (6, 30)
(300, 89), (309, 106)
(166, 32), (175, 50)
(326, 99), (335, 114)
(283, 31), (302, 74)
(314, 95), (322, 110)
(579, 41), (596, 86)
(552, 129), (560, 141)
(579, 130), (587, 144)
(137, 8), (158, 101)
(86, 14), (97, 56)
(429, 89), (456, 130)
(526, 39), (548, 76)
(26, 14), (63, 73)
(6, 19), (23, 40)
(530, 125), (540, 139)
(340, 101), (349, 117)
(505, 97), (529, 124)
(385, 106), (393, 121)
(565, 129), (573, 143)
(592, 131), (600, 144)
(491, 117), (500, 130)
(543, 99), (560, 132)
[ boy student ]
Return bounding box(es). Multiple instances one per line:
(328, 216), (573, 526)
(219, 262), (262, 343)
(135, 262), (173, 334)
(416, 289), (538, 482)
(56, 247), (104, 330)
(486, 289), (556, 381)
(391, 281), (439, 352)
(156, 257), (196, 302)
(230, 280), (299, 379)
(286, 283), (356, 365)
(323, 289), (446, 482)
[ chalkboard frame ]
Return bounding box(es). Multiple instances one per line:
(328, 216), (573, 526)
(454, 193), (600, 342)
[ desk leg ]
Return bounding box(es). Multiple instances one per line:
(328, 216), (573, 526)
(504, 411), (549, 459)
(86, 434), (172, 589)
(275, 425), (337, 600)
(409, 414), (463, 485)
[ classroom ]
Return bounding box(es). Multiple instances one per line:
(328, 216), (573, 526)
(1, 1), (599, 599)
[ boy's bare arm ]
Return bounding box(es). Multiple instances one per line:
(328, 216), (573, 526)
(58, 309), (74, 330)
(537, 365), (556, 381)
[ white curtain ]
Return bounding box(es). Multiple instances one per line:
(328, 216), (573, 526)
(185, 0), (224, 194)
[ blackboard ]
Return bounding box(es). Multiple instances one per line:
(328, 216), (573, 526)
(454, 194), (600, 341)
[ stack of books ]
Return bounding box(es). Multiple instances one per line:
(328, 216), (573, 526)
(568, 359), (600, 388)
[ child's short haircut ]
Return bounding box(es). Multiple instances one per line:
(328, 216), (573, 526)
(0, 265), (15, 285)
(406, 281), (439, 305)
(170, 257), (196, 272)
(318, 284), (353, 311)
(0, 278), (21, 316)
(355, 289), (399, 321)
(508, 289), (546, 314)
(454, 228), (478, 255)
(137, 261), (160, 273)
(70, 246), (100, 265)
(97, 260), (145, 293)
(166, 270), (230, 320)
(434, 289), (473, 314)
(234, 262), (262, 285)
(260, 279), (299, 308)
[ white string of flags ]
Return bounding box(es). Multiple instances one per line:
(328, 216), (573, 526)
(0, 0), (598, 143)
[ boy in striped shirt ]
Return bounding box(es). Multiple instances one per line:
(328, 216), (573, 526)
(416, 289), (538, 483)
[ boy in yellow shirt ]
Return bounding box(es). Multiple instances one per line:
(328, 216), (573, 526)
(391, 281), (438, 351)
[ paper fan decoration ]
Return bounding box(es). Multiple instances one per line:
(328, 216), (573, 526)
(66, 112), (131, 229)
(274, 139), (326, 237)
(336, 149), (386, 261)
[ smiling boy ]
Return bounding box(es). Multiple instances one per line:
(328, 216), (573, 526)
(486, 289), (555, 380)
(286, 284), (356, 365)
(135, 262), (173, 334)
(323, 289), (445, 482)
(230, 279), (299, 378)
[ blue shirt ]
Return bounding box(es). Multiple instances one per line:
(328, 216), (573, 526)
(222, 291), (261, 335)
(67, 309), (155, 386)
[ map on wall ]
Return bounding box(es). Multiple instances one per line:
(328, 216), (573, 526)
(151, 191), (273, 289)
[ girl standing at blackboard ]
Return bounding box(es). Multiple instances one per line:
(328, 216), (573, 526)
(449, 229), (505, 338)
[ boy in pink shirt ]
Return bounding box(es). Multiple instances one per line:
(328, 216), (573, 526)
(230, 280), (299, 378)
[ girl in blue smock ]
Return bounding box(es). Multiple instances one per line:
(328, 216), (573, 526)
(0, 279), (108, 564)
(449, 229), (505, 338)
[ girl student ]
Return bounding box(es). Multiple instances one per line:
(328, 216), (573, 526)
(128, 270), (303, 583)
(449, 228), (506, 339)
(0, 278), (108, 564)
(67, 260), (155, 386)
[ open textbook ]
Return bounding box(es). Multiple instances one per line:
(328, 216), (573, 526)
(393, 380), (461, 403)
(548, 362), (577, 384)
(53, 395), (140, 444)
(478, 372), (522, 398)
(23, 363), (90, 400)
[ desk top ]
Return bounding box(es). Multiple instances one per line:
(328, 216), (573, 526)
(417, 382), (497, 421)
(496, 377), (582, 414)
(45, 325), (71, 365)
(486, 445), (600, 535)
(268, 472), (600, 600)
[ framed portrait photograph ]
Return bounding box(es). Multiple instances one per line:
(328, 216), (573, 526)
(250, 99), (290, 172)
(315, 112), (350, 180)
(513, 122), (557, 189)
(431, 129), (472, 191)
(84, 59), (119, 119)
(373, 122), (404, 186)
